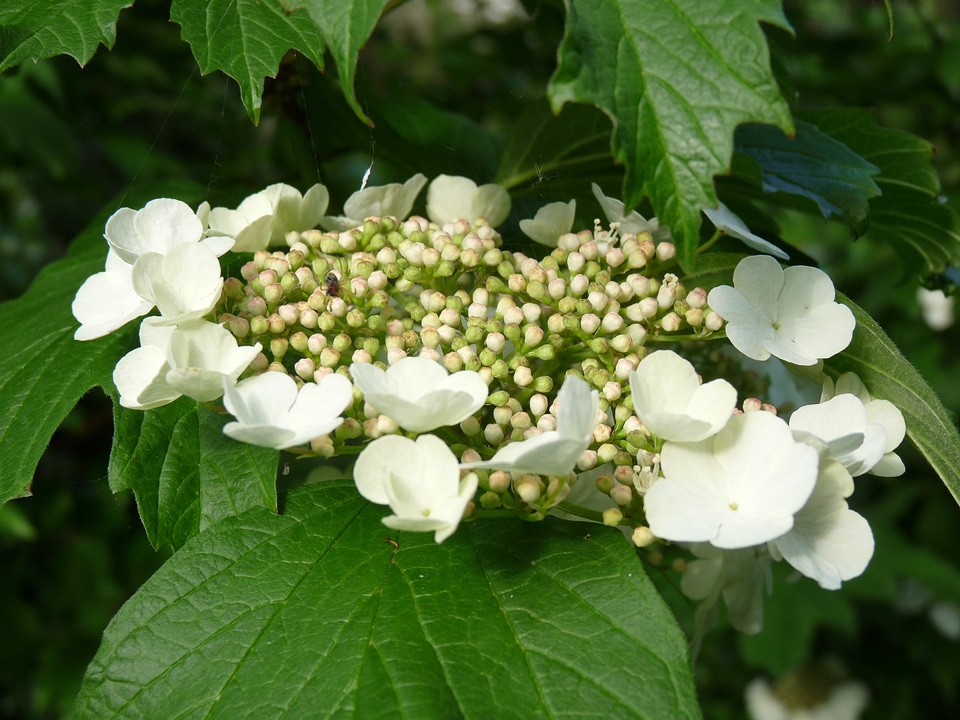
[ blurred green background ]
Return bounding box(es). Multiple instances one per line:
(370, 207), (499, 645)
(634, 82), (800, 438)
(2, 0), (959, 717)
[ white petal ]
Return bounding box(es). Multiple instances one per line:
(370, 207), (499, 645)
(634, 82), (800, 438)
(72, 253), (153, 340)
(471, 183), (511, 226)
(165, 322), (261, 402)
(519, 200), (576, 247)
(132, 198), (204, 256)
(132, 243), (223, 323)
(354, 435), (411, 505)
(342, 174), (427, 222)
(702, 202), (789, 259)
(426, 175), (478, 224)
(113, 345), (179, 410)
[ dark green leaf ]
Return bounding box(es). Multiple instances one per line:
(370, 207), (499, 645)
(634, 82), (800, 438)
(109, 399), (279, 551)
(735, 120), (881, 235)
(799, 108), (960, 275)
(0, 0), (132, 72)
(75, 482), (702, 719)
(548, 0), (793, 270)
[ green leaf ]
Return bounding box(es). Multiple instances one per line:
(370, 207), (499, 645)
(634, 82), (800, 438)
(548, 0), (793, 270)
(799, 108), (960, 275)
(75, 482), (702, 719)
(170, 0), (329, 125)
(0, 247), (132, 506)
(735, 120), (881, 235)
(0, 0), (132, 72)
(828, 295), (960, 508)
(109, 398), (279, 551)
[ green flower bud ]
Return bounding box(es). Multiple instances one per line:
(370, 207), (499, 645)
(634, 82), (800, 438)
(270, 337), (288, 358)
(531, 375), (553, 394)
(602, 508), (624, 527)
(479, 491), (502, 510)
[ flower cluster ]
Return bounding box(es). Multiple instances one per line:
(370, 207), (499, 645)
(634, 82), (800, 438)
(73, 174), (907, 633)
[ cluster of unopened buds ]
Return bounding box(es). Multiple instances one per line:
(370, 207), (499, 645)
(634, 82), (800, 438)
(72, 173), (907, 633)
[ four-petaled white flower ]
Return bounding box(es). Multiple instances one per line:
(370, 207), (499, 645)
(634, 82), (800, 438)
(789, 394), (887, 477)
(768, 459), (874, 590)
(72, 250), (154, 340)
(105, 198), (234, 264)
(745, 675), (869, 720)
(222, 371), (352, 450)
(519, 200), (576, 247)
(349, 356), (488, 433)
(426, 174), (511, 227)
(131, 242), (223, 325)
(629, 350), (737, 442)
(354, 434), (478, 543)
(460, 374), (599, 476)
(707, 255), (856, 366)
(702, 202), (789, 260)
(681, 543), (771, 635)
(200, 182), (329, 252)
(113, 319), (261, 410)
(644, 411), (819, 549)
(591, 183), (671, 241)
(321, 174), (427, 231)
(821, 372), (906, 477)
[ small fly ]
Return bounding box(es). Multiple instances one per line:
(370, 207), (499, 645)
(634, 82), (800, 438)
(324, 272), (341, 298)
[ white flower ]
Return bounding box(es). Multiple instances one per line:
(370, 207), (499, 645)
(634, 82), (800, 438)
(746, 675), (869, 720)
(349, 356), (487, 433)
(222, 371), (352, 449)
(321, 174), (427, 231)
(72, 250), (154, 340)
(131, 242), (223, 325)
(426, 174), (510, 226)
(789, 394), (886, 477)
(460, 375), (599, 476)
(821, 373), (906, 477)
(105, 198), (233, 265)
(354, 433), (478, 543)
(113, 319), (261, 409)
(519, 200), (576, 247)
(702, 202), (789, 260)
(768, 460), (874, 590)
(629, 350), (737, 442)
(917, 286), (955, 331)
(200, 182), (329, 252)
(682, 543), (771, 635)
(591, 183), (670, 241)
(644, 411), (819, 549)
(707, 255), (856, 366)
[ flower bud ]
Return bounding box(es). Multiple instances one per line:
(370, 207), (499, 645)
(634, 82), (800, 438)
(632, 526), (655, 547)
(488, 470), (511, 493)
(602, 508), (623, 527)
(660, 312), (682, 332)
(577, 449), (598, 471)
(610, 483), (633, 506)
(655, 242), (675, 261)
(580, 313), (601, 334)
(601, 312), (624, 333)
(319, 347), (341, 367)
(516, 475), (543, 503)
(295, 357), (316, 380)
(513, 366), (533, 387)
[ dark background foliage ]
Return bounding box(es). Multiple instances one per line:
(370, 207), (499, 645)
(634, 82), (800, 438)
(1, 0), (959, 717)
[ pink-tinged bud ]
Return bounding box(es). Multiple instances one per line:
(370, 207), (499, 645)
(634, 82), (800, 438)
(610, 482), (633, 506)
(743, 397), (763, 412)
(638, 297), (659, 318)
(307, 333), (327, 355)
(263, 256), (290, 276)
(593, 423), (612, 443)
(267, 361), (286, 373)
(248, 353), (269, 373)
(602, 508), (623, 527)
(363, 417), (382, 439)
(579, 240), (599, 260)
(686, 287), (707, 308)
(351, 349), (372, 364)
(266, 314), (285, 334)
(511, 411), (532, 431)
(481, 331), (503, 353)
(460, 448), (482, 466)
(601, 312), (624, 333)
(580, 313), (601, 334)
(484, 470), (508, 493)
(319, 347), (340, 368)
(565, 251), (585, 273)
(422, 247), (441, 267)
(376, 414), (399, 435)
(298, 307), (318, 329)
(547, 278), (567, 300)
(586, 290), (606, 313)
(276, 303), (297, 326)
(385, 347), (407, 365)
(419, 347), (441, 362)
(289, 331), (309, 353)
(465, 302), (486, 320)
(685, 307), (704, 327)
(655, 241), (675, 261)
(295, 357), (316, 380)
(614, 464), (635, 485)
(577, 449), (598, 471)
(241, 261), (259, 281)
(632, 526), (655, 547)
(502, 306), (524, 326)
(258, 269), (279, 288)
(761, 403), (778, 415)
(225, 315), (250, 339)
(516, 476), (543, 503)
(704, 311), (724, 332)
(604, 246), (624, 267)
(328, 297), (348, 317)
(602, 381), (622, 402)
(657, 283), (676, 310)
(247, 296), (268, 317)
(250, 315), (270, 335)
(660, 312), (682, 332)
(338, 231), (357, 252)
(514, 366), (533, 387)
(523, 325), (544, 348)
(536, 412), (557, 431)
(309, 435), (335, 457)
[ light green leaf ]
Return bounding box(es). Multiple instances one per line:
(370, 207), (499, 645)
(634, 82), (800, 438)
(0, 0), (132, 72)
(75, 482), (702, 719)
(735, 120), (881, 235)
(109, 398), (279, 551)
(170, 0), (329, 125)
(798, 108), (960, 275)
(0, 246), (132, 506)
(548, 0), (793, 270)
(828, 295), (960, 508)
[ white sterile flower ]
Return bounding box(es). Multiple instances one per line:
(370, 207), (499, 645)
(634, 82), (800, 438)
(460, 374), (599, 476)
(745, 675), (869, 720)
(591, 183), (670, 241)
(789, 394), (886, 477)
(349, 356), (488, 433)
(321, 174), (428, 231)
(201, 182), (329, 252)
(105, 198), (234, 265)
(768, 460), (874, 590)
(131, 242), (223, 324)
(682, 543), (771, 635)
(426, 174), (511, 226)
(519, 200), (576, 247)
(113, 319), (261, 409)
(644, 411), (819, 549)
(707, 255), (855, 366)
(629, 350), (737, 442)
(917, 286), (955, 331)
(702, 201), (789, 260)
(354, 434), (478, 543)
(72, 250), (154, 340)
(222, 371), (352, 449)
(821, 373), (906, 477)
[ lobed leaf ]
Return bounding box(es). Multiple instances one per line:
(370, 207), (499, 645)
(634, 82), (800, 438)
(548, 0), (793, 270)
(75, 481), (702, 719)
(109, 398), (279, 551)
(0, 0), (132, 72)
